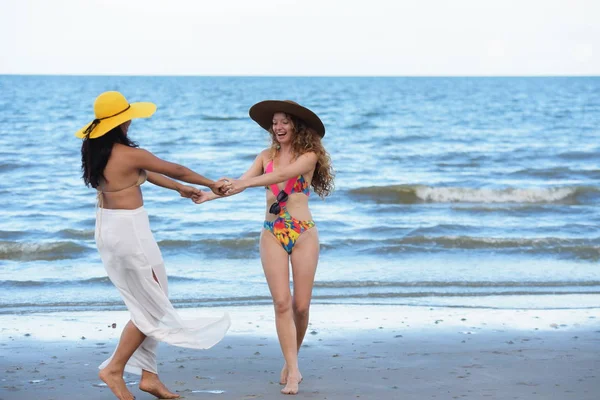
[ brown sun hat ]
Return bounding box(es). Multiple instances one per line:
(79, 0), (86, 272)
(249, 100), (325, 138)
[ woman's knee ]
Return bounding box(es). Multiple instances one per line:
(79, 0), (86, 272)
(273, 297), (292, 315)
(292, 301), (310, 318)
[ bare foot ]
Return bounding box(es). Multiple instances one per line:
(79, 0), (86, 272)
(281, 373), (302, 395)
(280, 364), (303, 385)
(99, 369), (136, 400)
(139, 373), (180, 399)
(139, 374), (179, 399)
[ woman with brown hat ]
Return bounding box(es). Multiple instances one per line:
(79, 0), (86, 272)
(76, 91), (231, 400)
(194, 100), (334, 395)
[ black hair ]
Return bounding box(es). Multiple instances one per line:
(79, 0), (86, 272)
(80, 125), (138, 188)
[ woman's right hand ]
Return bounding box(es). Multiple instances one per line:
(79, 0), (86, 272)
(177, 184), (201, 199)
(192, 191), (213, 204)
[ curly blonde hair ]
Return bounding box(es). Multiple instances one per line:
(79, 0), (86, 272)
(268, 114), (335, 198)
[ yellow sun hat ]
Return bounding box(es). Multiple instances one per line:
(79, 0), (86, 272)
(75, 91), (156, 139)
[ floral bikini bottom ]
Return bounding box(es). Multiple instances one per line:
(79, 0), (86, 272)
(263, 209), (315, 254)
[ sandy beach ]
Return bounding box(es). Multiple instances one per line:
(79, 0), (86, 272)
(1, 304), (599, 400)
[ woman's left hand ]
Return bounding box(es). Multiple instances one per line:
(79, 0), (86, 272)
(177, 185), (201, 198)
(211, 179), (232, 195)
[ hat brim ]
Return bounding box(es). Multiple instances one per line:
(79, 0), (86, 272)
(249, 100), (325, 138)
(75, 102), (157, 139)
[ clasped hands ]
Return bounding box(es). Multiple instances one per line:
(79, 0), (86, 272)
(214, 177), (245, 196)
(182, 177), (245, 204)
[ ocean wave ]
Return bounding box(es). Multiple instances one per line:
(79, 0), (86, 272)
(0, 237), (260, 262)
(391, 135), (428, 143)
(399, 236), (598, 249)
(5, 278), (598, 290)
(4, 290), (599, 314)
(0, 162), (25, 173)
(378, 241), (599, 261)
(322, 236), (600, 260)
(1, 295), (275, 314)
(314, 280), (600, 288)
(509, 167), (600, 179)
(345, 121), (378, 130)
(558, 150), (600, 161)
(0, 240), (90, 261)
(436, 161), (481, 168)
(449, 205), (559, 213)
(362, 111), (382, 118)
(310, 291), (600, 299)
(158, 237), (258, 251)
(0, 275), (198, 288)
(348, 184), (598, 204)
(0, 277), (110, 288)
(58, 228), (95, 240)
(2, 235), (596, 262)
(201, 115), (246, 121)
(0, 230), (28, 240)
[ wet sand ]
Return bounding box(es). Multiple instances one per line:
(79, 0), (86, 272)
(1, 305), (599, 399)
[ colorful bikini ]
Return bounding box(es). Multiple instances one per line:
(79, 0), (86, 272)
(263, 160), (315, 254)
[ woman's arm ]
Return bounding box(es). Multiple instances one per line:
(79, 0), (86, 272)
(126, 147), (226, 194)
(225, 152), (317, 195)
(194, 152), (266, 203)
(146, 171), (200, 198)
(239, 152), (267, 179)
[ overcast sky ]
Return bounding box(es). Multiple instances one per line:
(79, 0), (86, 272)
(0, 0), (597, 76)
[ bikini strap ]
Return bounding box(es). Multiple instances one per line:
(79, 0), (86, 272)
(265, 160), (299, 206)
(97, 170), (146, 193)
(283, 174), (297, 194)
(265, 161), (279, 197)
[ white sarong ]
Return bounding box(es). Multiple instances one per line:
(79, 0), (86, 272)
(95, 207), (230, 375)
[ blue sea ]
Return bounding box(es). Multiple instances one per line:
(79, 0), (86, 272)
(0, 76), (599, 314)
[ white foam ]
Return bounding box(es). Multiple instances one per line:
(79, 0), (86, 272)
(415, 186), (577, 203)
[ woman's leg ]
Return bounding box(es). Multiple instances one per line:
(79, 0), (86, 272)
(137, 269), (180, 399)
(99, 321), (146, 400)
(100, 329), (180, 400)
(280, 228), (320, 386)
(291, 228), (319, 350)
(100, 271), (180, 400)
(260, 230), (302, 395)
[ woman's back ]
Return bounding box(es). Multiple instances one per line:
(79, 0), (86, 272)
(98, 144), (145, 210)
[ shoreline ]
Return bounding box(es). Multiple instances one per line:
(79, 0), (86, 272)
(1, 304), (599, 399)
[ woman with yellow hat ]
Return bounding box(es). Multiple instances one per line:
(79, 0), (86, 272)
(194, 100), (334, 395)
(76, 91), (231, 400)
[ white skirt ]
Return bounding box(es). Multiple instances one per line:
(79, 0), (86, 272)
(95, 207), (230, 375)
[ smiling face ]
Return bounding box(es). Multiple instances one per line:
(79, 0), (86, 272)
(271, 112), (294, 145)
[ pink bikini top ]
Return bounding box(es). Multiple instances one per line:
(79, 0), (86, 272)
(264, 161), (310, 207)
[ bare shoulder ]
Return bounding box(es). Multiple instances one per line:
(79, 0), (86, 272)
(258, 148), (271, 159)
(113, 143), (139, 154)
(111, 145), (156, 171)
(114, 145), (150, 158)
(258, 148), (272, 163)
(109, 144), (131, 160)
